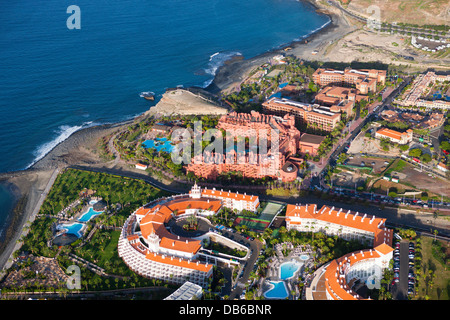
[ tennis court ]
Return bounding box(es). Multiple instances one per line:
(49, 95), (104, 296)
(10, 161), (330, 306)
(235, 202), (284, 231)
(259, 202), (284, 222)
(234, 217), (270, 231)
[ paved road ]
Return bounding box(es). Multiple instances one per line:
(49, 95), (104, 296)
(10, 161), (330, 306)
(71, 164), (450, 239)
(213, 228), (263, 300)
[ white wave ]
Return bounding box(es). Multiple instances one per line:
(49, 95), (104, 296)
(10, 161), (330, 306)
(26, 121), (98, 169)
(202, 51), (243, 88)
(294, 19), (331, 42)
(209, 52), (220, 60)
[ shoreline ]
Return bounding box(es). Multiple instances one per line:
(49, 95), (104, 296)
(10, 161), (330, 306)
(0, 1), (343, 272)
(204, 0), (347, 95)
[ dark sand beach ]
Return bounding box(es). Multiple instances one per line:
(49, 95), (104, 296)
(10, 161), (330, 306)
(205, 1), (356, 94)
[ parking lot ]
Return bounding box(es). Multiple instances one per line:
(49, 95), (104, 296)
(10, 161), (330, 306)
(392, 239), (416, 299)
(345, 154), (392, 175)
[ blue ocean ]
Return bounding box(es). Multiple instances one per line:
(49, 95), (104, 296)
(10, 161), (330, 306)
(0, 0), (329, 174)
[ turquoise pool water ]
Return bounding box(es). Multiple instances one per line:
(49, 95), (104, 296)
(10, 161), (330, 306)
(280, 261), (301, 280)
(142, 138), (174, 153)
(300, 254), (309, 261)
(264, 281), (288, 299)
(57, 223), (84, 238)
(78, 207), (103, 222)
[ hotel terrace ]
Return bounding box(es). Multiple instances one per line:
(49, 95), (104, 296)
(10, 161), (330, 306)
(395, 71), (450, 110)
(314, 85), (369, 116)
(286, 204), (394, 300)
(118, 184), (259, 288)
(312, 68), (386, 94)
(380, 109), (445, 130)
(186, 110), (303, 182)
(262, 97), (341, 131)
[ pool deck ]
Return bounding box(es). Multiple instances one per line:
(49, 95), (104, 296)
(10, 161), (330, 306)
(261, 243), (315, 299)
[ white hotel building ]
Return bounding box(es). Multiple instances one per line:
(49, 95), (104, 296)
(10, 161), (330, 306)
(286, 204), (394, 300)
(285, 204), (392, 247)
(118, 184), (259, 288)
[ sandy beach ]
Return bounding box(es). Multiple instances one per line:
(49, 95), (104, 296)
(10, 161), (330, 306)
(205, 0), (356, 95)
(206, 0), (450, 95)
(0, 122), (128, 271)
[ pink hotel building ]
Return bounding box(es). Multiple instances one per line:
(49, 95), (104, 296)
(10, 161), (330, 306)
(186, 110), (303, 182)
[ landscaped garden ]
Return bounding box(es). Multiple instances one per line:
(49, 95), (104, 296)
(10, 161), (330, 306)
(0, 168), (175, 295)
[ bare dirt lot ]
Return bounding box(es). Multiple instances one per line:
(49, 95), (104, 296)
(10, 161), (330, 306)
(346, 154), (392, 175)
(373, 158), (450, 197)
(347, 0), (450, 26)
(347, 132), (402, 157)
(144, 89), (229, 117)
(400, 164), (450, 198)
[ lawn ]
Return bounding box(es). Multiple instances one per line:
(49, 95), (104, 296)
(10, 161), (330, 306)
(415, 236), (450, 300)
(99, 230), (121, 266)
(383, 158), (408, 176)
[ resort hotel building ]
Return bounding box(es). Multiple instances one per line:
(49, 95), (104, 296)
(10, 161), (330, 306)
(285, 204), (392, 246)
(118, 184), (259, 288)
(286, 204), (394, 300)
(312, 67), (386, 94)
(186, 110), (304, 182)
(395, 71), (450, 110)
(308, 243), (394, 300)
(262, 97), (341, 131)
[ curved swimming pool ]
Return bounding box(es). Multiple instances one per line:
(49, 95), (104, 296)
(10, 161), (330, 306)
(280, 261), (301, 280)
(78, 207), (103, 222)
(263, 281), (288, 299)
(57, 223), (84, 238)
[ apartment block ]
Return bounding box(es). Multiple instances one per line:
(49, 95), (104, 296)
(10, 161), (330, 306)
(262, 97), (341, 131)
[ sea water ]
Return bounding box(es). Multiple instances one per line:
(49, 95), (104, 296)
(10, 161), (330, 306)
(0, 0), (329, 173)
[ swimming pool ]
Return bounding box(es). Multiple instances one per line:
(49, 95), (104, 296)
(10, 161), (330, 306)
(78, 207), (103, 222)
(263, 281), (288, 299)
(280, 261), (301, 280)
(300, 254), (309, 261)
(142, 138), (174, 153)
(57, 223), (84, 238)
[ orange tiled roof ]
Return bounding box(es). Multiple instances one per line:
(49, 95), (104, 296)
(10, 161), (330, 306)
(376, 128), (405, 140)
(325, 249), (381, 300)
(145, 252), (213, 273)
(374, 242), (394, 255)
(200, 188), (258, 202)
(286, 204), (392, 246)
(138, 197), (222, 254)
